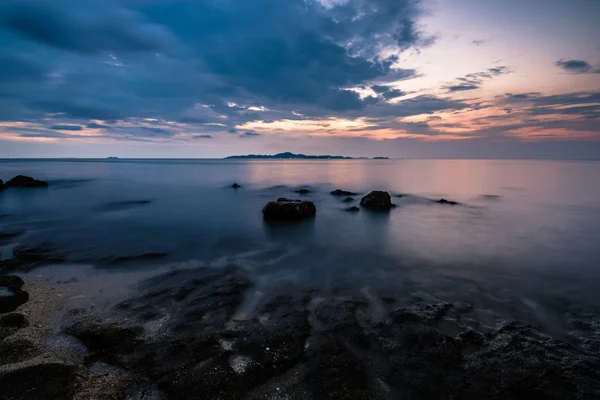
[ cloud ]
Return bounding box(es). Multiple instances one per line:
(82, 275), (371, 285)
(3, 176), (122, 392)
(444, 66), (510, 93)
(87, 122), (109, 129)
(192, 134), (213, 139)
(555, 59), (599, 74)
(446, 85), (480, 92)
(240, 131), (261, 138)
(472, 40), (485, 46)
(50, 124), (84, 131)
(0, 0), (172, 53)
(371, 85), (406, 100)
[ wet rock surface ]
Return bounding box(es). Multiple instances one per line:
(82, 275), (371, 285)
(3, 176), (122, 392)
(5, 175), (49, 188)
(12, 266), (590, 400)
(0, 363), (80, 400)
(263, 199), (316, 221)
(360, 191), (395, 210)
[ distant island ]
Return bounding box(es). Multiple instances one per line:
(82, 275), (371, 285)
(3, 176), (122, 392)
(225, 152), (388, 160)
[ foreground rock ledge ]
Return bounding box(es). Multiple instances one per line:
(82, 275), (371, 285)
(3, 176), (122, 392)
(262, 198), (316, 220)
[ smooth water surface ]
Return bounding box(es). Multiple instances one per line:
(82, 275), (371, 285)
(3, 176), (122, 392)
(1, 159), (600, 336)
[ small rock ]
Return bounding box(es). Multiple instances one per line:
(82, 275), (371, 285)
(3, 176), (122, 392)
(437, 198), (459, 205)
(0, 312), (28, 328)
(0, 275), (29, 313)
(6, 175), (49, 188)
(344, 206), (360, 212)
(0, 179), (6, 191)
(65, 321), (144, 352)
(342, 197), (354, 203)
(294, 188), (311, 194)
(331, 189), (358, 196)
(360, 191), (394, 210)
(0, 362), (79, 399)
(231, 183), (241, 189)
(263, 199), (316, 221)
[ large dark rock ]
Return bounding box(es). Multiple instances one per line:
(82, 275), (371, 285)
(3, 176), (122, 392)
(360, 190), (394, 210)
(262, 198), (316, 221)
(0, 275), (29, 313)
(0, 312), (28, 328)
(0, 363), (80, 400)
(331, 189), (358, 196)
(6, 175), (48, 188)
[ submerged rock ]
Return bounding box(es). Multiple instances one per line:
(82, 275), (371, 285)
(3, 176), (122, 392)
(294, 188), (311, 194)
(342, 197), (355, 203)
(262, 198), (316, 221)
(437, 198), (459, 205)
(0, 275), (29, 313)
(331, 189), (358, 196)
(345, 206), (360, 212)
(6, 175), (48, 188)
(1, 244), (66, 273)
(360, 191), (395, 210)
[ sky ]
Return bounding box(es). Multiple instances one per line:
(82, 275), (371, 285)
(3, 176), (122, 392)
(0, 0), (599, 158)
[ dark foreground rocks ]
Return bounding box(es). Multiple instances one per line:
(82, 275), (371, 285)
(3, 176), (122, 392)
(360, 190), (395, 210)
(38, 266), (600, 400)
(5, 175), (48, 188)
(263, 198), (316, 221)
(0, 276), (29, 313)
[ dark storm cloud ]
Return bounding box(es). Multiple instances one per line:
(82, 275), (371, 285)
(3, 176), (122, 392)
(50, 124), (83, 131)
(555, 59), (600, 74)
(0, 0), (171, 53)
(192, 135), (213, 139)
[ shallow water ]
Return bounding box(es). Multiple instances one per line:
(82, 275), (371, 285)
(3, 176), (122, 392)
(1, 159), (600, 337)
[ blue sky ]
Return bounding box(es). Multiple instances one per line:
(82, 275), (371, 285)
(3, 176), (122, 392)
(0, 0), (599, 158)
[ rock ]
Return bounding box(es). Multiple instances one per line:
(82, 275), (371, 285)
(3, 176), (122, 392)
(0, 230), (24, 241)
(0, 179), (6, 191)
(345, 206), (360, 212)
(106, 252), (168, 264)
(1, 244), (66, 273)
(6, 175), (48, 188)
(0, 338), (39, 365)
(360, 191), (395, 210)
(262, 199), (316, 221)
(0, 362), (80, 400)
(342, 197), (355, 203)
(232, 183), (241, 189)
(0, 312), (28, 328)
(437, 198), (459, 205)
(294, 188), (311, 194)
(331, 189), (358, 196)
(0, 275), (29, 313)
(65, 321), (144, 354)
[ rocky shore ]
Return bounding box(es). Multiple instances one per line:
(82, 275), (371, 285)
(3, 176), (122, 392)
(2, 261), (600, 399)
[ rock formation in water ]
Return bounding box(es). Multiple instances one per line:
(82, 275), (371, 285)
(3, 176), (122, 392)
(6, 175), (49, 188)
(344, 206), (360, 212)
(294, 188), (311, 194)
(437, 198), (459, 205)
(331, 189), (358, 196)
(360, 191), (395, 210)
(262, 199), (316, 220)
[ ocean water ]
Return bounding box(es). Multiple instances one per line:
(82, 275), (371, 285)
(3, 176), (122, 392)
(1, 159), (600, 337)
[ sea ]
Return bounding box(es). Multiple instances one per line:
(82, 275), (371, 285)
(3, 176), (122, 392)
(1, 158), (600, 339)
